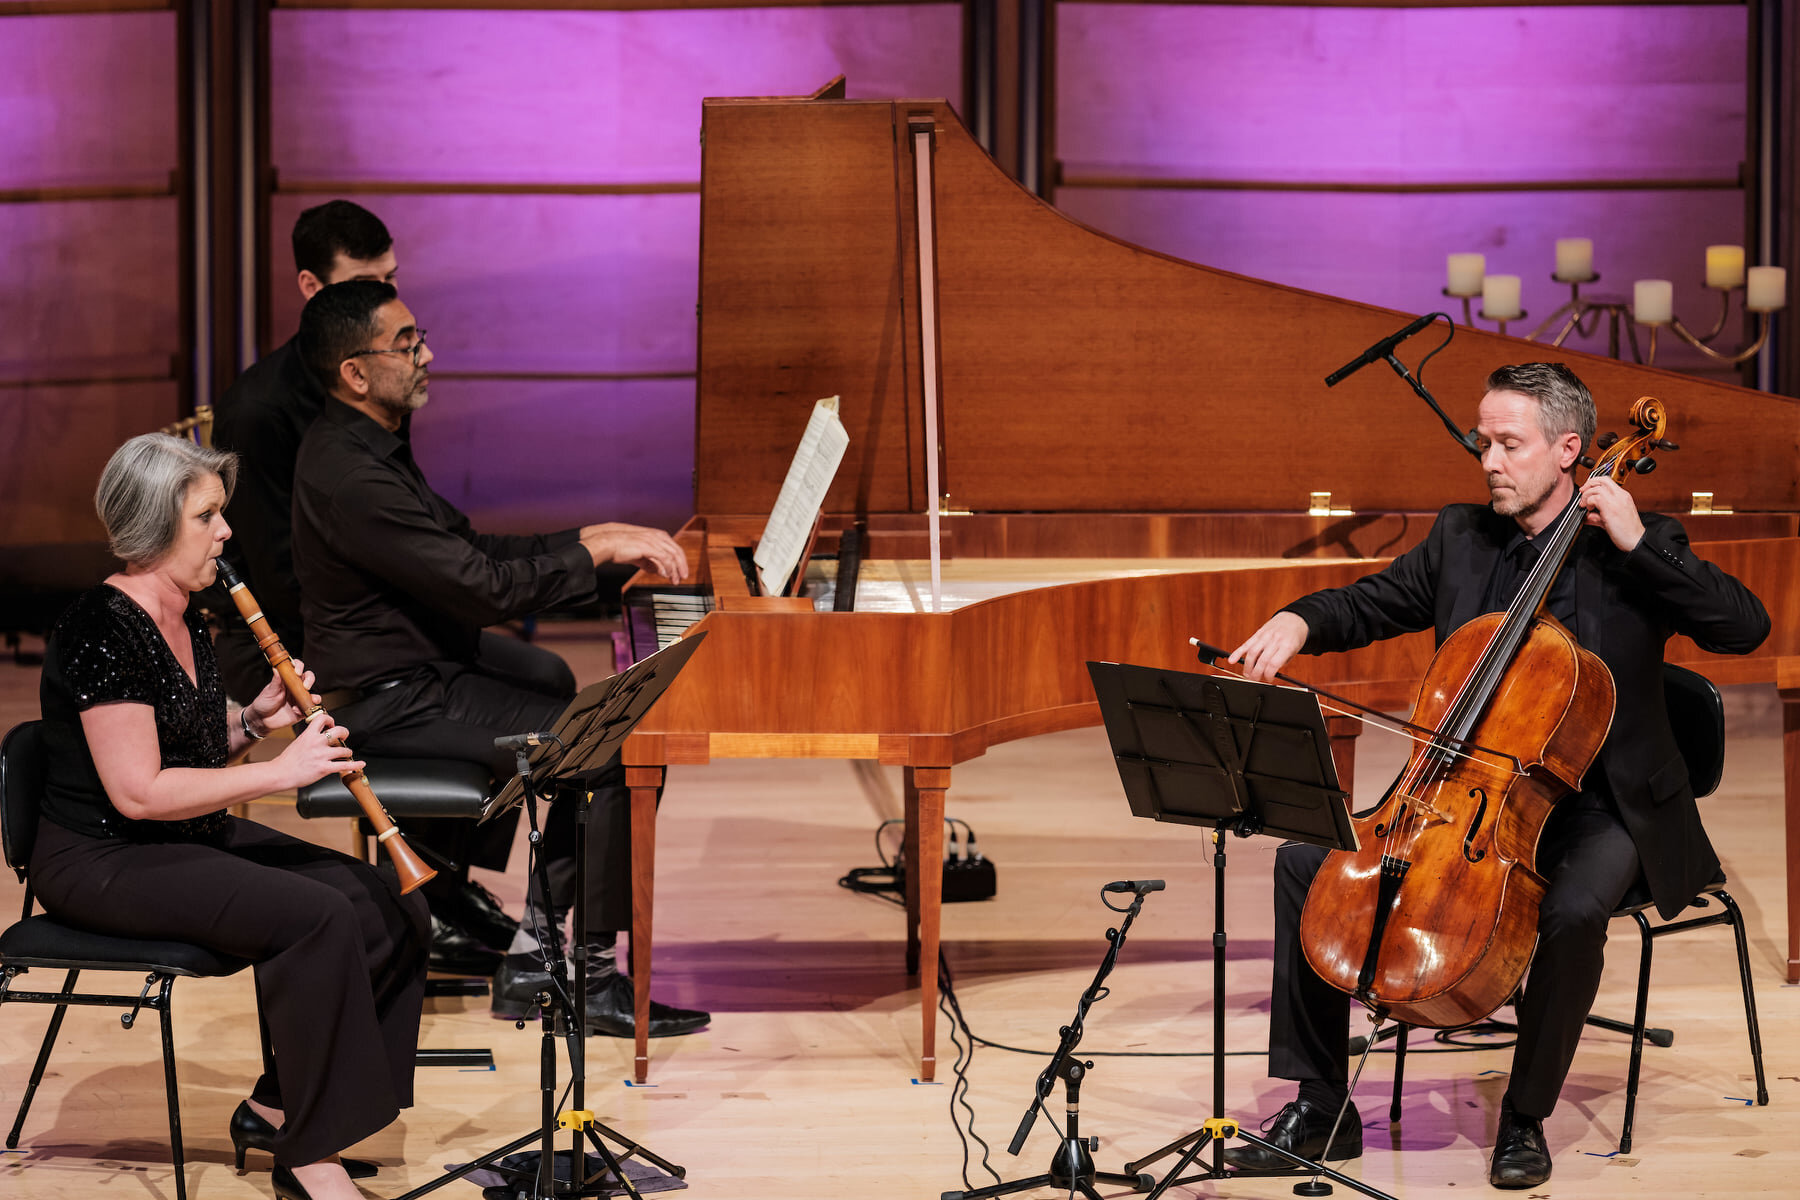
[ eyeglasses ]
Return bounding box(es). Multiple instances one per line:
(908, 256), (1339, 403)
(347, 329), (428, 366)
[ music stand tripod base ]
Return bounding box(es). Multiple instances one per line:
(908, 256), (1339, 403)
(397, 636), (708, 1200)
(1128, 1121), (1394, 1200)
(1089, 661), (1391, 1200)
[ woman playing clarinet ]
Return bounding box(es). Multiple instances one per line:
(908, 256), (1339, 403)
(30, 432), (429, 1200)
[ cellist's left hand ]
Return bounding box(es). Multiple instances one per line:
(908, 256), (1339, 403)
(1579, 474), (1645, 553)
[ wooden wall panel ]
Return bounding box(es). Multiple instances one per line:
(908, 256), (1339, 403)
(0, 198), (179, 373)
(0, 381), (180, 546)
(1056, 4), (1746, 185)
(269, 7), (962, 185)
(407, 377), (695, 535)
(1052, 186), (1753, 371)
(267, 193), (702, 375)
(0, 12), (176, 190)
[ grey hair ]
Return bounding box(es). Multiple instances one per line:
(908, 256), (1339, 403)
(1485, 362), (1597, 453)
(94, 433), (239, 566)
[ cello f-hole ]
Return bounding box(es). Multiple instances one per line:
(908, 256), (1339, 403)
(1462, 787), (1489, 864)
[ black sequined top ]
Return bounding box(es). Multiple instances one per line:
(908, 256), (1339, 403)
(39, 585), (231, 843)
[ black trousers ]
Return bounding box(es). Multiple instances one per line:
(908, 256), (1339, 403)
(1267, 788), (1641, 1118)
(335, 632), (634, 933)
(29, 816), (429, 1165)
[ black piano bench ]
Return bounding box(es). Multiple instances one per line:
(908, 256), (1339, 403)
(296, 757), (494, 864)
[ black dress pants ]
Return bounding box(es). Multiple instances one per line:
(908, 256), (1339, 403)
(336, 632), (634, 933)
(29, 816), (429, 1166)
(1267, 788), (1641, 1118)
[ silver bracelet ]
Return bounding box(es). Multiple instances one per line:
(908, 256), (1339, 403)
(240, 707), (266, 741)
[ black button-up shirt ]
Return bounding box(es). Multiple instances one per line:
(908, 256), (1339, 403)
(1479, 506), (1578, 627)
(291, 398), (596, 690)
(202, 336), (327, 648)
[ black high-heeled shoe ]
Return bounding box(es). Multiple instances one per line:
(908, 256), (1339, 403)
(270, 1163), (311, 1200)
(230, 1101), (379, 1180)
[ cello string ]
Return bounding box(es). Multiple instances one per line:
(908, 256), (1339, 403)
(1394, 491), (1591, 862)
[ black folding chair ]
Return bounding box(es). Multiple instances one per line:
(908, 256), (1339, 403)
(1, 720), (253, 1200)
(1386, 664), (1768, 1152)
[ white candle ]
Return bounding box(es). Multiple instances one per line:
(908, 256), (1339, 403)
(1446, 253), (1486, 297)
(1633, 279), (1674, 324)
(1482, 274), (1522, 320)
(1554, 238), (1593, 282)
(1704, 245), (1745, 289)
(1746, 266), (1787, 311)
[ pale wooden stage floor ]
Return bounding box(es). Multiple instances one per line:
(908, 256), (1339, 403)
(1, 627), (1795, 1199)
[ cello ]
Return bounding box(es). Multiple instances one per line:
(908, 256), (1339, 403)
(1295, 397), (1674, 1029)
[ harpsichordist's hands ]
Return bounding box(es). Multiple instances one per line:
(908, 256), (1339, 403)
(579, 522), (688, 581)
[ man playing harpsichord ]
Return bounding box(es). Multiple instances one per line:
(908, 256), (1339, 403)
(290, 279), (709, 1038)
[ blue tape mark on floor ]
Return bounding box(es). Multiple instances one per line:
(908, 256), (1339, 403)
(1582, 1150), (1621, 1159)
(1725, 1096), (1754, 1105)
(912, 1078), (943, 1086)
(460, 1064), (497, 1071)
(1477, 1069), (1508, 1076)
(624, 1079), (659, 1087)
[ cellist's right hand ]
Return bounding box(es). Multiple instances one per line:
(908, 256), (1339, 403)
(276, 713), (364, 789)
(1228, 611), (1310, 683)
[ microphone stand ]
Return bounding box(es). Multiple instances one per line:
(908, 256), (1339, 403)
(941, 884), (1162, 1200)
(1323, 312), (1480, 461)
(1377, 349), (1480, 461)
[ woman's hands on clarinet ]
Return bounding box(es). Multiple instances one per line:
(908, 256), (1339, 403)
(245, 658), (365, 788)
(243, 658), (318, 738)
(273, 713), (364, 790)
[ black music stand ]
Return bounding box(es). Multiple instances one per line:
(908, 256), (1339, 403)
(398, 633), (706, 1200)
(1087, 661), (1396, 1200)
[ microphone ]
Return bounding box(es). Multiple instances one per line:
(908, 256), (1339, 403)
(1103, 879), (1166, 894)
(1324, 312), (1440, 387)
(493, 731), (550, 751)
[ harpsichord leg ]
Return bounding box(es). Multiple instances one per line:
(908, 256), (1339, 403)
(904, 765), (951, 1082)
(626, 765), (664, 1083)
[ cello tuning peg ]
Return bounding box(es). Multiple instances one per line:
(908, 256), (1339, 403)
(1634, 457), (1657, 475)
(1596, 432), (1620, 449)
(1577, 455), (1596, 469)
(1653, 438), (1680, 451)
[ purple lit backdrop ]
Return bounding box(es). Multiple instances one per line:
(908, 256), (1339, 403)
(3, 5), (1759, 546)
(267, 7), (962, 531)
(1057, 4), (1748, 372)
(1, 13), (178, 546)
(0, 14), (176, 189)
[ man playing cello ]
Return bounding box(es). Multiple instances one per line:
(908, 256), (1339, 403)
(1224, 362), (1768, 1188)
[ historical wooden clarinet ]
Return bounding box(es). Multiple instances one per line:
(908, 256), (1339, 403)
(215, 559), (437, 894)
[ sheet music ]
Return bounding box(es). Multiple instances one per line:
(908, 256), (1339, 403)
(754, 395), (848, 599)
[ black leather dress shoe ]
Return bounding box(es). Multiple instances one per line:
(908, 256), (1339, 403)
(1222, 1099), (1363, 1173)
(490, 961), (709, 1037)
(1489, 1097), (1552, 1189)
(584, 973), (710, 1039)
(490, 957), (554, 1021)
(428, 914), (504, 976)
(229, 1101), (378, 1180)
(436, 878), (520, 953)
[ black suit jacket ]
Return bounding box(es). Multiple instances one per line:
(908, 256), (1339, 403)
(1283, 503), (1769, 919)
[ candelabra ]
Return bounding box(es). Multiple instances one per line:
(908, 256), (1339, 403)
(1442, 241), (1786, 367)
